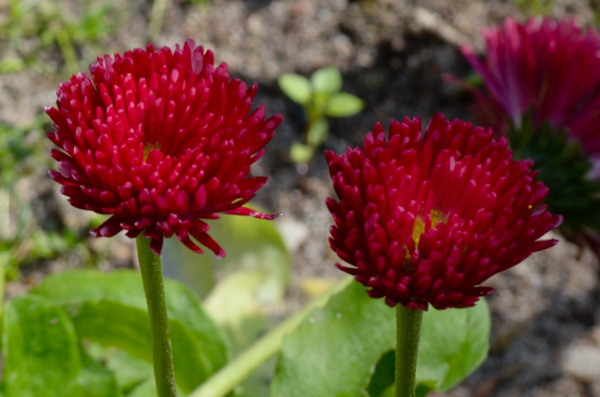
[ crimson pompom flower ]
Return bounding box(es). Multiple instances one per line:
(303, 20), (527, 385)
(462, 17), (600, 149)
(326, 115), (561, 310)
(46, 40), (281, 256)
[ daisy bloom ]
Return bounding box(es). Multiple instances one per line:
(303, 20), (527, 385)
(326, 115), (561, 310)
(461, 17), (600, 168)
(46, 40), (281, 255)
(458, 17), (600, 238)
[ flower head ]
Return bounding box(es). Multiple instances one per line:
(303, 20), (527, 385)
(458, 17), (600, 238)
(326, 115), (561, 310)
(461, 17), (600, 162)
(46, 40), (281, 255)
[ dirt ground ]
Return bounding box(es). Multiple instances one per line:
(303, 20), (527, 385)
(2, 0), (600, 395)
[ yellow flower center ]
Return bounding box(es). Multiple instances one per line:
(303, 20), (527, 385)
(404, 208), (446, 272)
(144, 142), (162, 160)
(412, 208), (445, 247)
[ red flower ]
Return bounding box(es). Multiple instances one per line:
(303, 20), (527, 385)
(46, 40), (281, 256)
(461, 17), (600, 167)
(326, 115), (561, 310)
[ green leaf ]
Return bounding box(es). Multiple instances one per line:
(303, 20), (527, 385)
(162, 236), (217, 299)
(290, 142), (314, 164)
(325, 93), (365, 118)
(72, 300), (209, 393)
(1, 295), (118, 397)
(125, 378), (185, 397)
(270, 282), (396, 397)
(306, 119), (329, 147)
(311, 66), (342, 94)
(204, 269), (271, 351)
(31, 270), (229, 394)
(68, 364), (121, 397)
(278, 74), (312, 105)
(167, 206), (291, 305)
(88, 345), (153, 394)
(161, 204), (291, 360)
(2, 295), (80, 397)
(127, 379), (155, 397)
(368, 298), (490, 396)
(193, 210), (291, 351)
(367, 350), (395, 397)
(270, 282), (490, 397)
(85, 345), (186, 397)
(417, 297), (490, 390)
(127, 379), (156, 397)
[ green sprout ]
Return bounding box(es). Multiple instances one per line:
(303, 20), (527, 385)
(278, 66), (365, 163)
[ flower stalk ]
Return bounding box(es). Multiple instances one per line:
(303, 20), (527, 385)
(137, 235), (177, 397)
(395, 305), (423, 397)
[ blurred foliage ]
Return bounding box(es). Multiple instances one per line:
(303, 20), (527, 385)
(185, 0), (211, 6)
(162, 209), (291, 397)
(279, 66), (365, 163)
(0, 119), (44, 186)
(589, 0), (600, 25)
(0, 0), (123, 75)
(513, 0), (600, 32)
(512, 0), (555, 15)
(2, 294), (120, 397)
(0, 270), (229, 396)
(0, 117), (101, 280)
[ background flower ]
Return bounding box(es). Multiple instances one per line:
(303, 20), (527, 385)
(327, 115), (561, 310)
(459, 17), (600, 239)
(462, 17), (600, 150)
(46, 40), (281, 255)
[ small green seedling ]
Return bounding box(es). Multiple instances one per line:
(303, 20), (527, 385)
(278, 66), (365, 163)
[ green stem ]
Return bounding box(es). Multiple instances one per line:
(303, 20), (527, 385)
(136, 235), (177, 397)
(395, 305), (423, 397)
(189, 276), (353, 397)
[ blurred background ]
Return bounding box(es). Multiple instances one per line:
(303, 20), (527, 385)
(2, 0), (600, 396)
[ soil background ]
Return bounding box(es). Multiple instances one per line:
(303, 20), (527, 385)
(2, 0), (600, 396)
